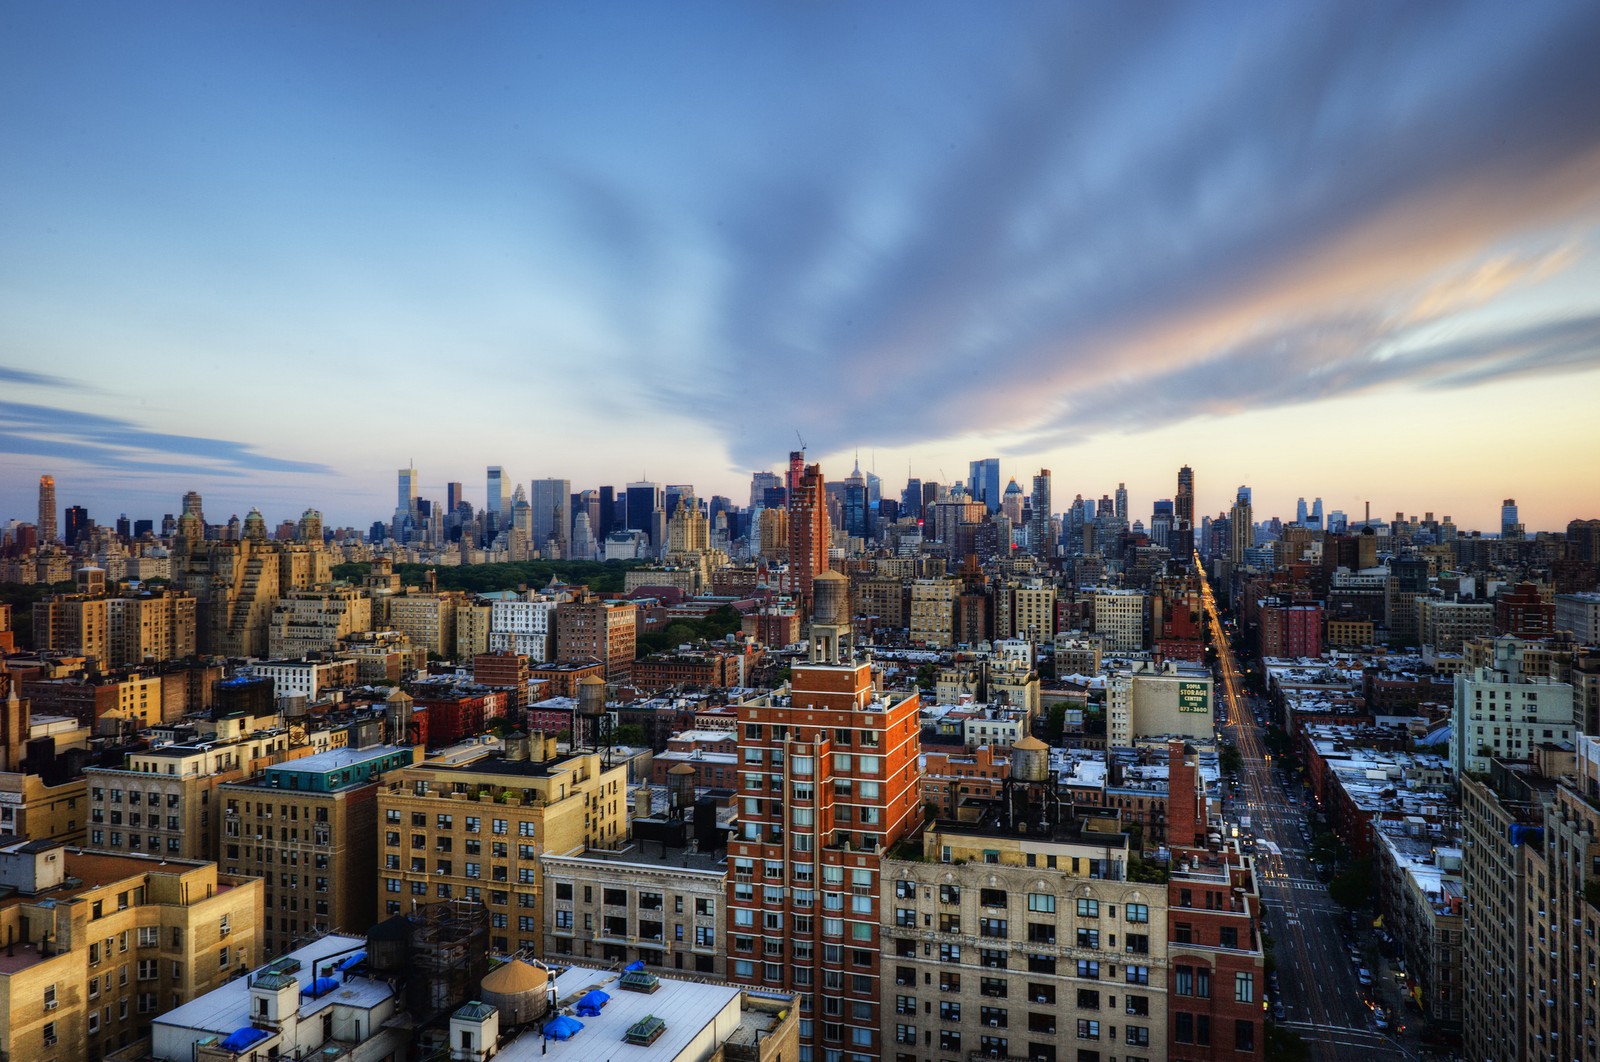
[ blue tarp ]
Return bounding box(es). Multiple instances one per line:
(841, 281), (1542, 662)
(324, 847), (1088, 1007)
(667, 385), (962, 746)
(301, 977), (340, 997)
(337, 951), (367, 971)
(543, 1015), (585, 1040)
(220, 1027), (271, 1053)
(575, 990), (610, 1016)
(623, 960), (646, 972)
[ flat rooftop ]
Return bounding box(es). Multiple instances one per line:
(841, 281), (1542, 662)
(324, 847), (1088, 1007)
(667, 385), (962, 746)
(154, 934), (387, 1037)
(495, 962), (746, 1062)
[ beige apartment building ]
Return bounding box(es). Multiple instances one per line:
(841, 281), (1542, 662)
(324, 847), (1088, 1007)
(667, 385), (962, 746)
(0, 840), (263, 1062)
(910, 578), (960, 648)
(86, 726), (296, 863)
(374, 736), (628, 955)
(880, 821), (1170, 1062)
(266, 586), (372, 659)
(220, 744), (414, 956)
(543, 840), (726, 976)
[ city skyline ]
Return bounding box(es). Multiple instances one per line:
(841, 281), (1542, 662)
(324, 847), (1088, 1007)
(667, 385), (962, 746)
(4, 3), (1600, 532)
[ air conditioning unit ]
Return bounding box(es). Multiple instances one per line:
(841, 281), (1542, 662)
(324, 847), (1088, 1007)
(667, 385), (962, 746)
(45, 1000), (58, 1011)
(896, 979), (907, 986)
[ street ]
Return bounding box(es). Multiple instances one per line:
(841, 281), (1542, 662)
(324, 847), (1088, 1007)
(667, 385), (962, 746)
(1198, 563), (1416, 1062)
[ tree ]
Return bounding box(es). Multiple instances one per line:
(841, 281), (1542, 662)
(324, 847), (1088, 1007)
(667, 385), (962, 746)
(1329, 856), (1376, 910)
(914, 663), (937, 690)
(614, 724), (648, 748)
(1220, 743), (1243, 776)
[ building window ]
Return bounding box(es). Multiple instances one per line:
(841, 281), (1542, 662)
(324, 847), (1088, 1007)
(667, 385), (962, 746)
(1073, 897), (1096, 917)
(1235, 972), (1254, 1003)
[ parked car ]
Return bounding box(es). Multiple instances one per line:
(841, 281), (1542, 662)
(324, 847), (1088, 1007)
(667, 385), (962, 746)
(1358, 967), (1373, 986)
(1273, 1000), (1286, 1021)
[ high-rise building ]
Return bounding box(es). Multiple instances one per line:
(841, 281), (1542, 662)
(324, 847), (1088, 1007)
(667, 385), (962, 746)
(37, 474), (57, 545)
(397, 467), (419, 514)
(750, 471), (782, 508)
(486, 466), (508, 529)
(1029, 470), (1052, 560)
(968, 457), (1001, 513)
(901, 478), (923, 522)
(64, 505), (90, 547)
(446, 481), (464, 514)
(1295, 497), (1308, 527)
(598, 485), (616, 539)
(626, 481), (663, 543)
(842, 460), (870, 541)
(530, 478), (571, 558)
(1001, 478), (1025, 525)
(1311, 497), (1323, 530)
(1115, 481), (1129, 522)
(726, 600), (923, 1062)
(1500, 497), (1523, 540)
(1175, 465), (1195, 537)
(787, 456), (829, 614)
(1229, 486), (1253, 565)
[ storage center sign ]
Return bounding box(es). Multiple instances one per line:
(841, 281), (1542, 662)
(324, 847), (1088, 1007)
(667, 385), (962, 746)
(1177, 681), (1210, 713)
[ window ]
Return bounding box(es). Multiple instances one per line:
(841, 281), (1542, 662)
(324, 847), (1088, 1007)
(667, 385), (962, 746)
(1125, 965), (1149, 985)
(980, 888), (1007, 907)
(1075, 897), (1097, 917)
(1235, 1019), (1254, 1051)
(1124, 1026), (1149, 1047)
(1076, 1020), (1100, 1040)
(1075, 928), (1099, 949)
(1125, 903), (1148, 924)
(1076, 960), (1099, 979)
(1235, 972), (1254, 1003)
(1076, 989), (1098, 1010)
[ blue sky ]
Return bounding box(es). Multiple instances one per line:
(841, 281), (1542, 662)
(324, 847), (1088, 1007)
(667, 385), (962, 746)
(3, 1), (1598, 532)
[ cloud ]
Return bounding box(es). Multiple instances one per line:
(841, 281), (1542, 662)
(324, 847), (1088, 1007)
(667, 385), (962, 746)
(0, 364), (79, 389)
(1008, 311), (1600, 452)
(612, 2), (1600, 466)
(0, 400), (333, 477)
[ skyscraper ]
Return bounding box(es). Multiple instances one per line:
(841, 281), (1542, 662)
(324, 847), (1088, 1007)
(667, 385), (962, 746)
(37, 474), (57, 545)
(841, 460), (870, 541)
(1115, 481), (1129, 522)
(446, 482), (464, 515)
(397, 467), (418, 514)
(787, 458), (829, 613)
(1230, 485), (1253, 565)
(64, 505), (90, 547)
(901, 477), (923, 522)
(968, 457), (1001, 513)
(1296, 497), (1308, 527)
(1501, 498), (1523, 540)
(486, 466), (508, 530)
(597, 485), (616, 540)
(749, 471), (781, 508)
(1030, 469), (1052, 559)
(530, 479), (572, 558)
(1175, 465), (1195, 532)
(1311, 497), (1324, 530)
(625, 481), (663, 543)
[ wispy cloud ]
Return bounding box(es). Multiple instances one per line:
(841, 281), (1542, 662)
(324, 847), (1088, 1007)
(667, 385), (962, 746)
(0, 401), (332, 477)
(592, 2), (1600, 465)
(0, 364), (80, 389)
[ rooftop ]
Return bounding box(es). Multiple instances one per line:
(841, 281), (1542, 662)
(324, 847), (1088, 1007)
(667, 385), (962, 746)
(154, 934), (389, 1038)
(495, 962), (754, 1062)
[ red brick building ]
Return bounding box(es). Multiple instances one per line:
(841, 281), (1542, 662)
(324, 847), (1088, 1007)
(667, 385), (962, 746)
(555, 594), (637, 680)
(1260, 603), (1324, 659)
(1495, 581), (1554, 637)
(920, 743), (1009, 815)
(472, 651), (530, 708)
(726, 644), (922, 1062)
(527, 659), (606, 699)
(1167, 845), (1266, 1061)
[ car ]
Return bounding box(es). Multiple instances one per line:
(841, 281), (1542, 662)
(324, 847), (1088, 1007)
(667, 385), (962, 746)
(1272, 1000), (1286, 1020)
(1357, 967), (1373, 986)
(1373, 1008), (1390, 1030)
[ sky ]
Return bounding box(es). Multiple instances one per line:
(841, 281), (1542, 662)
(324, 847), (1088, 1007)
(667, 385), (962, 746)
(3, 1), (1599, 534)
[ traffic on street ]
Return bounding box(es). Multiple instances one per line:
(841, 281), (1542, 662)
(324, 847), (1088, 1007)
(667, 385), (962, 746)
(1197, 561), (1423, 1062)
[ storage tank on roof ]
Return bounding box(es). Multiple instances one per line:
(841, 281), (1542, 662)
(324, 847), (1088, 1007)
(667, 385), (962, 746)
(479, 959), (550, 1027)
(1010, 735), (1051, 783)
(577, 675), (607, 718)
(812, 569), (849, 626)
(668, 761), (697, 813)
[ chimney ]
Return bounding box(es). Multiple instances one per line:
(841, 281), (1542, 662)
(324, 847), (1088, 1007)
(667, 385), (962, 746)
(1167, 741), (1199, 849)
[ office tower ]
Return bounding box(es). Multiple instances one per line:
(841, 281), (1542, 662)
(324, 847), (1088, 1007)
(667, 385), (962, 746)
(1311, 497), (1323, 530)
(968, 457), (1001, 513)
(1296, 497), (1308, 526)
(446, 481), (464, 514)
(486, 466), (508, 529)
(115, 513), (131, 540)
(864, 470), (881, 508)
(1115, 481), (1129, 522)
(571, 510), (597, 560)
(1029, 470), (1053, 559)
(728, 599), (923, 1062)
(1175, 465), (1194, 532)
(1000, 478), (1025, 525)
(787, 459), (829, 614)
(598, 485), (616, 539)
(842, 460), (870, 540)
(531, 478), (572, 558)
(626, 481), (663, 543)
(750, 471), (782, 508)
(901, 478), (923, 522)
(1229, 486), (1253, 565)
(664, 484), (695, 523)
(37, 474), (56, 545)
(397, 467), (419, 514)
(1151, 498), (1175, 549)
(64, 505), (90, 547)
(511, 484), (533, 538)
(1500, 498), (1523, 540)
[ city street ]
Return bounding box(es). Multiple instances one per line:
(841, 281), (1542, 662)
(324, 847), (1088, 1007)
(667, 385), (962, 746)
(1198, 564), (1415, 1062)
